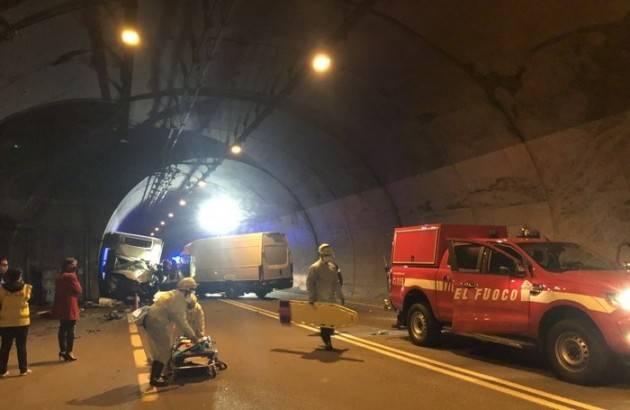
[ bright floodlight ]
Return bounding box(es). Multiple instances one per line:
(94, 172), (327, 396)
(121, 28), (140, 46)
(179, 199), (187, 207)
(197, 196), (244, 234)
(230, 144), (242, 155)
(312, 53), (332, 73)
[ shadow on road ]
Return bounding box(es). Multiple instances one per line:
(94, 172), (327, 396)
(66, 384), (139, 407)
(29, 359), (64, 367)
(271, 348), (364, 363)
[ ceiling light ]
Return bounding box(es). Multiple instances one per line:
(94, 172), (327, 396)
(150, 232), (155, 236)
(154, 227), (160, 232)
(179, 199), (187, 207)
(197, 196), (245, 234)
(121, 28), (141, 46)
(230, 144), (242, 155)
(197, 180), (207, 188)
(168, 212), (174, 218)
(160, 221), (165, 226)
(312, 53), (332, 73)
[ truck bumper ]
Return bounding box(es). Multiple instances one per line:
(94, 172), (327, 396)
(597, 311), (630, 355)
(99, 273), (151, 301)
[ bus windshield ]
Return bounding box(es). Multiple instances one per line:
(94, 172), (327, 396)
(517, 242), (617, 272)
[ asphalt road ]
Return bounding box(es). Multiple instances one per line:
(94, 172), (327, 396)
(1, 294), (629, 409)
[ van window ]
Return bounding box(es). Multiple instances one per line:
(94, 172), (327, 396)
(453, 244), (482, 272)
(264, 246), (287, 265)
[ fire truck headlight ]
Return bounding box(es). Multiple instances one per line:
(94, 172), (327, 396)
(611, 289), (630, 311)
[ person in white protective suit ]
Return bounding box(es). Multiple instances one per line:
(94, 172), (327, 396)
(144, 277), (199, 387)
(306, 243), (345, 350)
(186, 293), (205, 338)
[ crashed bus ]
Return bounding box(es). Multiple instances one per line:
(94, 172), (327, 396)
(98, 231), (164, 301)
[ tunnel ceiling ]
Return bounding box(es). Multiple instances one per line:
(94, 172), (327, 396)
(2, 0), (630, 246)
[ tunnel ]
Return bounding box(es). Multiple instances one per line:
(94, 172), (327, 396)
(3, 0), (630, 304)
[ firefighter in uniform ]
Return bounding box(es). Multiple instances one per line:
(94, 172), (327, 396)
(306, 243), (345, 350)
(144, 277), (199, 387)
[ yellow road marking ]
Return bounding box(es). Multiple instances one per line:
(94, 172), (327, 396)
(128, 322), (158, 402)
(221, 299), (603, 410)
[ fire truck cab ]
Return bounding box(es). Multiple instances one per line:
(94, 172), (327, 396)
(387, 224), (630, 385)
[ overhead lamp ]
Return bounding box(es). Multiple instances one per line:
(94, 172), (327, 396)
(120, 28), (141, 46)
(197, 180), (207, 188)
(230, 144), (242, 155)
(197, 196), (244, 234)
(154, 227), (160, 232)
(168, 212), (174, 218)
(179, 199), (187, 207)
(311, 53), (332, 73)
(160, 221), (165, 226)
(150, 232), (155, 236)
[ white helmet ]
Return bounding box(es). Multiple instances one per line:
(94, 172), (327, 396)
(177, 277), (198, 290)
(318, 243), (334, 256)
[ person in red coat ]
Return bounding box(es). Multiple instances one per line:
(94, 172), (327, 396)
(53, 257), (82, 361)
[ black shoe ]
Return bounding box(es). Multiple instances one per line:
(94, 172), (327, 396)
(64, 353), (77, 361)
(150, 376), (168, 387)
(149, 361), (167, 387)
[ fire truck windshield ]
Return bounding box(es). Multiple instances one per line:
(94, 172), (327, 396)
(518, 242), (617, 272)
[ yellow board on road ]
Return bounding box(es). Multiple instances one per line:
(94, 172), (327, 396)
(279, 300), (358, 328)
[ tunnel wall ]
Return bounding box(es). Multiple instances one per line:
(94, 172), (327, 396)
(252, 109), (630, 302)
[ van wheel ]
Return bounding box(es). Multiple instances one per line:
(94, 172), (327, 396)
(256, 290), (269, 299)
(546, 319), (612, 385)
(407, 303), (441, 347)
(225, 288), (240, 299)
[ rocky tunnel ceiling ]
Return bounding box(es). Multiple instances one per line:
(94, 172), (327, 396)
(3, 0), (630, 298)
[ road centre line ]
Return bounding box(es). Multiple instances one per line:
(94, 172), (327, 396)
(221, 299), (602, 410)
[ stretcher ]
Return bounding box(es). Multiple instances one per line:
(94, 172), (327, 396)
(278, 300), (358, 328)
(170, 336), (227, 380)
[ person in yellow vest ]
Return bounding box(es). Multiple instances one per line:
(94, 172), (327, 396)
(0, 268), (32, 377)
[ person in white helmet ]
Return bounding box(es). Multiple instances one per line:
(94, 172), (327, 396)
(144, 277), (200, 387)
(306, 243), (345, 350)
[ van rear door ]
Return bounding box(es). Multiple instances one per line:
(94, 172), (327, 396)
(262, 233), (291, 280)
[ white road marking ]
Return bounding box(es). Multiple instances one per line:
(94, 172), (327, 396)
(221, 299), (603, 410)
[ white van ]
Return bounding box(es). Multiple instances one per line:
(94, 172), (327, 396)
(183, 232), (293, 298)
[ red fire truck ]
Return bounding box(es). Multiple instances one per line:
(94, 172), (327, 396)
(386, 224), (630, 385)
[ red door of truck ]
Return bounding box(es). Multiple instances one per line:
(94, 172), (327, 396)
(450, 241), (530, 335)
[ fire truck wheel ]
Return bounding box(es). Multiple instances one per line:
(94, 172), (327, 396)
(546, 319), (612, 385)
(407, 303), (441, 347)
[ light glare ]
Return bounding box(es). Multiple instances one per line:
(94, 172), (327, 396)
(198, 180), (207, 188)
(168, 212), (174, 218)
(197, 196), (244, 234)
(614, 289), (630, 311)
(312, 53), (332, 73)
(160, 221), (165, 226)
(179, 199), (187, 207)
(121, 28), (140, 46)
(230, 145), (242, 155)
